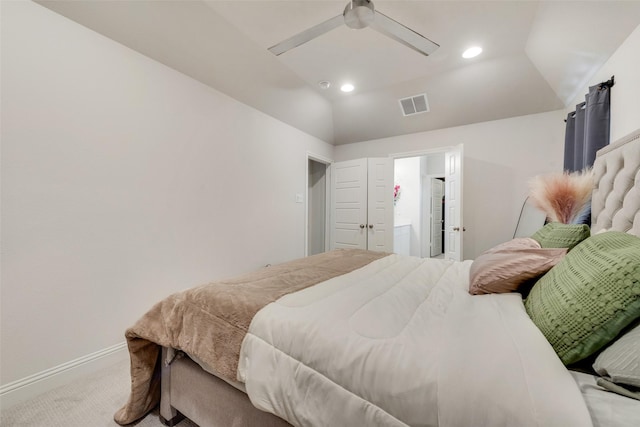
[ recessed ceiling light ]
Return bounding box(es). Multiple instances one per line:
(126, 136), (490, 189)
(340, 83), (355, 93)
(318, 80), (331, 90)
(462, 46), (482, 59)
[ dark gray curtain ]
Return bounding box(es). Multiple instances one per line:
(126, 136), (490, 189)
(564, 78), (613, 172)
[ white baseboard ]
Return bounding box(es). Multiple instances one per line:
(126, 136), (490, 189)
(0, 342), (128, 410)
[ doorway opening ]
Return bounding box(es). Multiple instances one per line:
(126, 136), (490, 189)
(393, 153), (447, 259)
(426, 177), (446, 258)
(307, 155), (331, 256)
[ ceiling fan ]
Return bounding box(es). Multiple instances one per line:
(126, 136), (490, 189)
(268, 0), (440, 57)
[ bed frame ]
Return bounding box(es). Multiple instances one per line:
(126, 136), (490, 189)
(159, 348), (291, 426)
(159, 128), (640, 427)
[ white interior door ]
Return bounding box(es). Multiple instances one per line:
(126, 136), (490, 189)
(330, 159), (368, 249)
(367, 158), (394, 253)
(430, 178), (444, 257)
(444, 146), (463, 261)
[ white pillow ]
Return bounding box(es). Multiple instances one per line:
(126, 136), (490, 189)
(594, 323), (640, 389)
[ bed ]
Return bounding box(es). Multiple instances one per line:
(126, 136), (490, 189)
(115, 128), (640, 427)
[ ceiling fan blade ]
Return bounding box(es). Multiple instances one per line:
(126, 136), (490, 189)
(268, 15), (344, 56)
(370, 11), (439, 56)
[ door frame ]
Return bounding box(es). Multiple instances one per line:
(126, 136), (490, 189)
(305, 152), (333, 257)
(390, 146), (463, 260)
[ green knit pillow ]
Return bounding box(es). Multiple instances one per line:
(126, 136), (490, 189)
(525, 231), (640, 365)
(531, 222), (590, 250)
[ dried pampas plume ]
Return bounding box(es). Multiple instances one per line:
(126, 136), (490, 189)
(528, 169), (594, 224)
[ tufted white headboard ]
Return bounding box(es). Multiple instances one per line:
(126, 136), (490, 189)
(591, 128), (640, 237)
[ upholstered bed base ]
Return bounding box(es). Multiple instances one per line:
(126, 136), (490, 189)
(160, 348), (291, 426)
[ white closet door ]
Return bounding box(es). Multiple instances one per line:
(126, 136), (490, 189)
(330, 159), (368, 250)
(330, 158), (394, 253)
(367, 158), (394, 253)
(444, 146), (463, 261)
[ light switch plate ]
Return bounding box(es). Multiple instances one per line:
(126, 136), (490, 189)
(295, 193), (303, 203)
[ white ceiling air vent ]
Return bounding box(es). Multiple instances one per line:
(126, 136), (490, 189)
(399, 93), (429, 116)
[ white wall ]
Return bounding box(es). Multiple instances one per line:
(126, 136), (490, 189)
(424, 153), (446, 176)
(393, 157), (421, 256)
(0, 0), (333, 393)
(335, 111), (566, 259)
(567, 23), (640, 142)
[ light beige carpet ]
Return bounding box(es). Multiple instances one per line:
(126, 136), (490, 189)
(0, 359), (197, 427)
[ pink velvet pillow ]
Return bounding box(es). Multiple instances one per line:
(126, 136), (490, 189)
(469, 238), (567, 295)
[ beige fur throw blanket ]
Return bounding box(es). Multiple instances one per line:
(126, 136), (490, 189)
(114, 249), (388, 425)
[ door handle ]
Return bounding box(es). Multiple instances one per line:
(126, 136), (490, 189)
(368, 224), (374, 229)
(360, 224), (365, 229)
(453, 227), (460, 231)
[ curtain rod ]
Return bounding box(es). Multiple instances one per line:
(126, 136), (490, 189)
(600, 75), (615, 88)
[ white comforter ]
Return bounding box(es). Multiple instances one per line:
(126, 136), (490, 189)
(238, 254), (593, 427)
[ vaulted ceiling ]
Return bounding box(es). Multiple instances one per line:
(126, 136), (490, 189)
(36, 0), (640, 145)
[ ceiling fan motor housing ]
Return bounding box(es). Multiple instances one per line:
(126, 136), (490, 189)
(344, 0), (375, 29)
